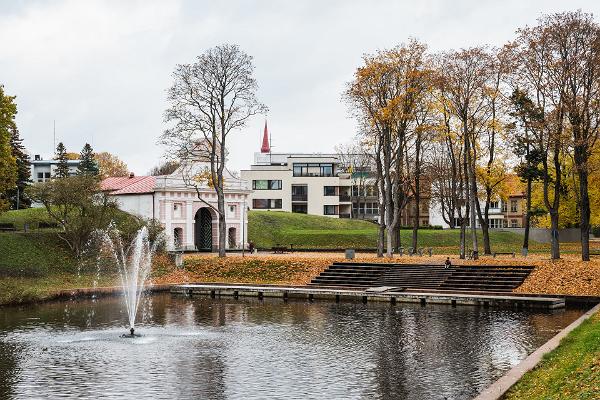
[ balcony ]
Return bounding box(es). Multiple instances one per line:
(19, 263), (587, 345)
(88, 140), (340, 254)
(339, 194), (351, 202)
(292, 194), (307, 202)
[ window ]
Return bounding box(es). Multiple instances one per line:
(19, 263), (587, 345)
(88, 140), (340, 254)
(292, 163), (334, 177)
(292, 185), (307, 201)
(323, 186), (336, 196)
(252, 199), (282, 209)
(228, 205), (236, 217)
(511, 200), (518, 213)
(253, 180), (282, 190)
(292, 204), (307, 214)
(357, 202), (379, 215)
(511, 219), (518, 228)
(489, 219), (504, 229)
(490, 201), (499, 209)
(501, 202), (507, 212)
(324, 205), (338, 215)
(173, 203), (183, 218)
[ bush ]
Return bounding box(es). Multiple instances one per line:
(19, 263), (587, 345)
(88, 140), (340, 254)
(592, 226), (600, 238)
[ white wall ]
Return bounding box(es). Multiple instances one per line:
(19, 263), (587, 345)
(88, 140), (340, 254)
(113, 194), (154, 219)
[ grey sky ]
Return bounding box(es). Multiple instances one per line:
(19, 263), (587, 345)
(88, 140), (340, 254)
(2, 0), (599, 174)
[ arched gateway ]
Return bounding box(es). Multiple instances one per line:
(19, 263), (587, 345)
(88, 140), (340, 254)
(194, 208), (213, 251)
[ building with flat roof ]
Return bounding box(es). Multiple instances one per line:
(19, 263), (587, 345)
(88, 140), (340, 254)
(240, 123), (352, 218)
(30, 154), (80, 182)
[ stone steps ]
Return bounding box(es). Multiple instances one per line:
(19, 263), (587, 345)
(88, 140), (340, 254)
(309, 262), (535, 293)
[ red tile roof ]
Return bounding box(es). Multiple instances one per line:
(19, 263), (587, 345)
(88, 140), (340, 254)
(101, 176), (156, 195)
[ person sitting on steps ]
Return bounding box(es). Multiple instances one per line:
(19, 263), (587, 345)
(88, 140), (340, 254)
(444, 257), (452, 269)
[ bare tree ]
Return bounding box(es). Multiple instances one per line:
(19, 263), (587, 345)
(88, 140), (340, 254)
(437, 47), (495, 259)
(511, 17), (571, 260)
(345, 40), (431, 257)
(545, 11), (600, 261)
(161, 44), (267, 257)
(335, 139), (372, 218)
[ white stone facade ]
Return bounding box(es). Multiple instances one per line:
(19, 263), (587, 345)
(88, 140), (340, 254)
(240, 153), (352, 218)
(103, 167), (250, 252)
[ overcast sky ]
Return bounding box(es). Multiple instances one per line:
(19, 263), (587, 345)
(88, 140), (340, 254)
(2, 0), (599, 174)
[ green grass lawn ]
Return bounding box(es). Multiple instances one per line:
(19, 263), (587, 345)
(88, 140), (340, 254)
(504, 310), (600, 399)
(0, 207), (56, 230)
(248, 211), (545, 253)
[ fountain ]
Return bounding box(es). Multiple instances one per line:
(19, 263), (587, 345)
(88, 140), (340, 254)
(95, 226), (163, 337)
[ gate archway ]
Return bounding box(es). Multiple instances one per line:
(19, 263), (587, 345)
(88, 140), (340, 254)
(194, 208), (213, 251)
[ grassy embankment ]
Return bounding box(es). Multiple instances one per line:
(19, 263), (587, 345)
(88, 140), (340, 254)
(248, 210), (591, 254)
(0, 208), (173, 305)
(504, 309), (600, 399)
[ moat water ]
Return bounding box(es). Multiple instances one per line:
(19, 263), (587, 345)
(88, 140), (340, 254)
(0, 294), (584, 399)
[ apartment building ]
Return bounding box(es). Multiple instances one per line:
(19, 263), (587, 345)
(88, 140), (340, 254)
(240, 125), (352, 217)
(30, 154), (80, 182)
(351, 179), (432, 226)
(429, 192), (527, 229)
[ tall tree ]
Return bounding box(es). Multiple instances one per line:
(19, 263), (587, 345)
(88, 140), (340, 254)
(7, 124), (31, 209)
(96, 152), (128, 178)
(77, 143), (99, 176)
(511, 15), (572, 259)
(161, 44), (267, 257)
(437, 47), (494, 259)
(542, 11), (600, 261)
(474, 48), (510, 255)
(345, 40), (431, 257)
(0, 85), (18, 213)
(54, 142), (70, 178)
(509, 89), (545, 256)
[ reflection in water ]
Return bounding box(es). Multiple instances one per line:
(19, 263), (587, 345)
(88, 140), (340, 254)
(0, 294), (584, 400)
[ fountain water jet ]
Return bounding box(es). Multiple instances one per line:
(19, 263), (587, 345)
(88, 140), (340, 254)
(96, 226), (163, 337)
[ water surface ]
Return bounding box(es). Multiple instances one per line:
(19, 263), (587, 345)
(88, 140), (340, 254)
(0, 294), (584, 399)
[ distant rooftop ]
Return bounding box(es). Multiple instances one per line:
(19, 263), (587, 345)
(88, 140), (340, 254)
(101, 176), (156, 195)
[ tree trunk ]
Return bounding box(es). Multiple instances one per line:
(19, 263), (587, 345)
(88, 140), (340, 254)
(481, 221), (491, 255)
(522, 177), (532, 256)
(578, 168), (591, 261)
(377, 223), (385, 257)
(459, 219), (466, 259)
(550, 211), (560, 260)
(217, 188), (226, 257)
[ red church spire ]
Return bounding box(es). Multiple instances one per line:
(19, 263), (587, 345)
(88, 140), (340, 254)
(260, 121), (270, 153)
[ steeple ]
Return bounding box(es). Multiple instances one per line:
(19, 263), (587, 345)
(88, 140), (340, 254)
(260, 121), (270, 153)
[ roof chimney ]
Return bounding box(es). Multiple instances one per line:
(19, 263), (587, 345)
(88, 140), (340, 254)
(129, 172), (135, 178)
(260, 121), (270, 153)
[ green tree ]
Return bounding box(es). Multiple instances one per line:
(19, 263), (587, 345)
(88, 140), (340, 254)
(54, 142), (70, 178)
(77, 143), (99, 176)
(7, 125), (31, 209)
(0, 85), (18, 212)
(28, 175), (116, 257)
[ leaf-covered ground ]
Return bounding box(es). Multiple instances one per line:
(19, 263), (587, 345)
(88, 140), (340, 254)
(152, 252), (600, 297)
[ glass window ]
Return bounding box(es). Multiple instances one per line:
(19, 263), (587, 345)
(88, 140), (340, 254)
(490, 201), (499, 209)
(253, 180), (268, 190)
(252, 199), (281, 209)
(293, 163), (335, 177)
(292, 204), (307, 214)
(511, 219), (518, 228)
(324, 205), (338, 215)
(253, 199), (269, 209)
(37, 172), (43, 179)
(511, 200), (518, 213)
(324, 186), (336, 196)
(269, 180), (282, 190)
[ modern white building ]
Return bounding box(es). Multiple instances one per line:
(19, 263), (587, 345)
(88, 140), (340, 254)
(102, 164), (250, 252)
(30, 154), (80, 182)
(240, 124), (352, 218)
